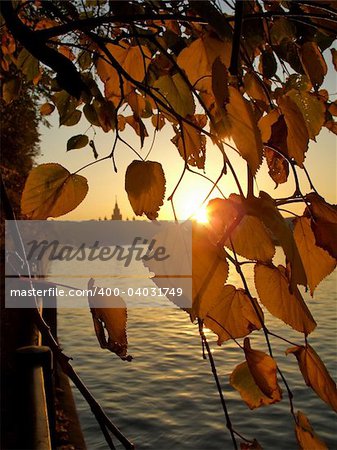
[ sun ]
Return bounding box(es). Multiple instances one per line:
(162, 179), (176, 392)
(192, 203), (209, 223)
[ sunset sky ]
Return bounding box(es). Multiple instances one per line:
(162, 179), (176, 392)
(37, 57), (337, 222)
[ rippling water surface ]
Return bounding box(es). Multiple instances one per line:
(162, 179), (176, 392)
(53, 249), (337, 450)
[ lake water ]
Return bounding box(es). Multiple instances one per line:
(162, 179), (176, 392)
(53, 248), (337, 450)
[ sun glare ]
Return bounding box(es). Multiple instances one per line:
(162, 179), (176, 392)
(192, 204), (209, 223)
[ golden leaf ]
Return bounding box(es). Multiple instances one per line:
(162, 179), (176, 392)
(88, 279), (131, 361)
(205, 285), (263, 344)
(191, 224), (229, 320)
(295, 411), (328, 450)
(244, 338), (282, 400)
(293, 217), (336, 295)
(244, 72), (268, 103)
(21, 163), (88, 219)
(254, 263), (316, 335)
(177, 32), (231, 91)
(286, 90), (325, 140)
(299, 42), (327, 88)
(227, 87), (263, 175)
(96, 42), (151, 103)
(278, 95), (309, 167)
(286, 345), (337, 412)
(171, 116), (207, 169)
(247, 192), (307, 288)
(207, 196), (275, 261)
(153, 73), (195, 118)
(258, 109), (280, 142)
(230, 361), (281, 410)
(125, 160), (165, 220)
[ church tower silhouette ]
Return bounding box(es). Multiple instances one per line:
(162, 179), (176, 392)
(111, 197), (122, 220)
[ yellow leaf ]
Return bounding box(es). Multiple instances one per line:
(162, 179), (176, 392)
(247, 192), (307, 288)
(258, 109), (281, 142)
(244, 338), (282, 400)
(254, 263), (316, 335)
(295, 411), (328, 450)
(227, 87), (263, 175)
(88, 278), (131, 361)
(153, 73), (195, 118)
(192, 224), (229, 320)
(21, 163), (88, 219)
(226, 215), (275, 262)
(96, 42), (151, 103)
(286, 90), (325, 139)
(299, 42), (327, 88)
(293, 217), (336, 295)
(244, 72), (268, 103)
(125, 160), (165, 220)
(171, 116), (207, 169)
(40, 102), (55, 116)
(286, 345), (337, 412)
(230, 361), (281, 410)
(278, 95), (309, 167)
(177, 32), (231, 91)
(205, 285), (263, 344)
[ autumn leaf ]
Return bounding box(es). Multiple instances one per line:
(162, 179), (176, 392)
(96, 42), (151, 102)
(230, 361), (281, 410)
(244, 338), (282, 400)
(248, 192), (307, 288)
(125, 160), (165, 220)
(226, 215), (275, 262)
(226, 87), (263, 175)
(21, 163), (88, 219)
(258, 109), (280, 142)
(264, 147), (289, 186)
(295, 411), (328, 450)
(305, 193), (337, 259)
(299, 42), (327, 89)
(244, 72), (268, 103)
(293, 217), (336, 295)
(177, 32), (231, 91)
(88, 278), (131, 361)
(205, 285), (263, 344)
(212, 57), (229, 108)
(254, 263), (316, 335)
(171, 116), (207, 169)
(66, 134), (89, 151)
(153, 73), (195, 118)
(40, 102), (55, 116)
(124, 115), (148, 148)
(151, 113), (166, 131)
(286, 90), (325, 140)
(286, 344), (337, 412)
(278, 95), (309, 167)
(191, 224), (229, 320)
